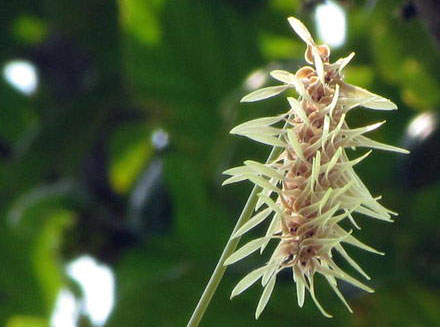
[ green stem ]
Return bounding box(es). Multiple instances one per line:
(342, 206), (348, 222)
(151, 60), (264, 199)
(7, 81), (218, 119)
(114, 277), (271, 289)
(186, 146), (281, 327)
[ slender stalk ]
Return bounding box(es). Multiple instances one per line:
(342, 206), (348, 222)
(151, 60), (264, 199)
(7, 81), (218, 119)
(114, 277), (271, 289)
(186, 146), (281, 327)
(186, 186), (259, 327)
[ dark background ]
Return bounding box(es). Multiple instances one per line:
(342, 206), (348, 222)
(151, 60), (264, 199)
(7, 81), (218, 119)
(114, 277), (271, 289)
(1, 0), (440, 326)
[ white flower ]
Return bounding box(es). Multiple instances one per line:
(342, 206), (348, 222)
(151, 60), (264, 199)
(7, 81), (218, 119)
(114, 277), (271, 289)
(223, 16), (408, 318)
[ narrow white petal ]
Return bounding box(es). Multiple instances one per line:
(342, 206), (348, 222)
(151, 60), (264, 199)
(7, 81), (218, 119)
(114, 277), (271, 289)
(331, 113), (346, 143)
(305, 136), (324, 155)
(257, 195), (283, 216)
(328, 84), (340, 117)
(353, 135), (409, 154)
(288, 16), (315, 45)
(344, 150), (372, 167)
(308, 275), (333, 318)
(322, 273), (353, 313)
(322, 115), (330, 148)
(270, 70), (296, 84)
(302, 231), (351, 248)
(387, 207), (398, 216)
(334, 225), (384, 255)
(231, 126), (284, 137)
(321, 264), (374, 293)
(335, 244), (370, 280)
(347, 210), (362, 230)
(341, 121), (386, 137)
(261, 213), (281, 254)
(261, 264), (277, 287)
(246, 175), (281, 194)
(293, 267), (308, 307)
(241, 85), (288, 102)
(224, 237), (268, 265)
(341, 84), (398, 110)
(319, 188), (333, 215)
(231, 266), (268, 298)
(338, 52), (355, 73)
(299, 203), (340, 231)
(230, 115), (286, 133)
(299, 201), (321, 218)
(324, 147), (342, 179)
(232, 208), (273, 239)
(287, 97), (310, 124)
(355, 205), (393, 222)
(310, 156), (316, 191)
(270, 70), (306, 96)
(310, 151), (321, 191)
(330, 181), (354, 201)
(255, 186), (273, 211)
(242, 134), (287, 147)
(296, 279), (305, 307)
(255, 274), (276, 319)
(312, 46), (325, 83)
(326, 210), (352, 226)
(223, 165), (254, 176)
(287, 128), (306, 161)
(222, 174), (249, 186)
(245, 160), (284, 181)
(358, 197), (393, 218)
(362, 98), (398, 110)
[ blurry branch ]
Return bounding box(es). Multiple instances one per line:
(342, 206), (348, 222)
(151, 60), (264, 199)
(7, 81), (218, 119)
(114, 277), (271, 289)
(7, 179), (74, 226)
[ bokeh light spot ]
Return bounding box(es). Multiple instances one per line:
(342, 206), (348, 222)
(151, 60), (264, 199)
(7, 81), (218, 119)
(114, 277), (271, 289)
(152, 128), (169, 150)
(3, 60), (38, 95)
(314, 0), (346, 48)
(67, 256), (115, 327)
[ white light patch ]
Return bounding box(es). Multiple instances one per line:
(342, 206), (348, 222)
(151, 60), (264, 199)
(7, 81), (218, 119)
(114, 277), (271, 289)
(152, 128), (169, 150)
(315, 0), (346, 48)
(244, 69), (267, 91)
(51, 289), (78, 327)
(3, 60), (38, 95)
(407, 112), (437, 141)
(67, 256), (115, 326)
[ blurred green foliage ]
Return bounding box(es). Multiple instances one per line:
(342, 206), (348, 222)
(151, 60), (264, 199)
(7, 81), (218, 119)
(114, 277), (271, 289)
(1, 0), (440, 326)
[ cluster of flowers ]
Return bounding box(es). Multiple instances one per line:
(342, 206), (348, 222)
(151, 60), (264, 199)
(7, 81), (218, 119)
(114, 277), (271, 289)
(223, 17), (408, 318)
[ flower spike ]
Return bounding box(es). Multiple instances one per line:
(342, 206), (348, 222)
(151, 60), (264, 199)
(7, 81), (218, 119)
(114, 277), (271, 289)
(223, 16), (408, 318)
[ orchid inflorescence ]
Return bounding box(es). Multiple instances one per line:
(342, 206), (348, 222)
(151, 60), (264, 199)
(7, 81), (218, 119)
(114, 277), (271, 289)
(223, 17), (408, 318)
